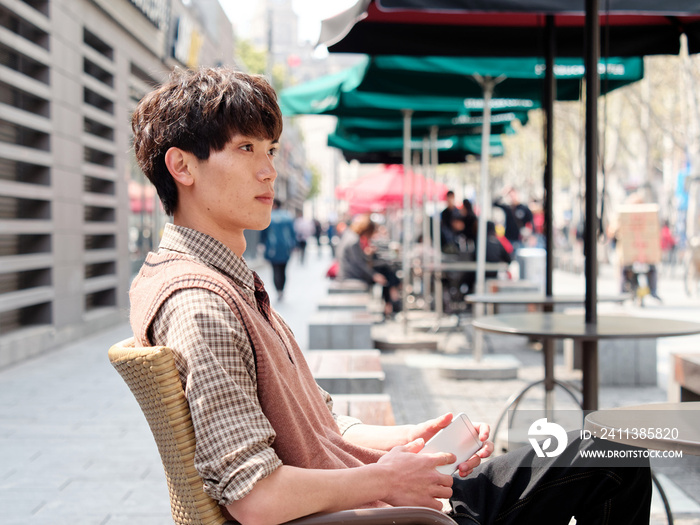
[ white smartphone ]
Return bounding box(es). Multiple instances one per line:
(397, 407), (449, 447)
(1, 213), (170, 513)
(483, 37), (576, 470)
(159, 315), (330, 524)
(419, 413), (483, 475)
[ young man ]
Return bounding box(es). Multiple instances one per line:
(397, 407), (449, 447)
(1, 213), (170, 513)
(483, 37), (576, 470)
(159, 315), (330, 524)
(129, 67), (651, 525)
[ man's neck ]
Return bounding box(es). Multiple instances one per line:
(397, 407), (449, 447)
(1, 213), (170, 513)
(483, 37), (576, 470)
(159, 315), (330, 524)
(172, 214), (247, 257)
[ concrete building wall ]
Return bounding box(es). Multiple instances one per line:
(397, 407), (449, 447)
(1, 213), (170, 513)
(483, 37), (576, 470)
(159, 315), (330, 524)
(0, 0), (234, 368)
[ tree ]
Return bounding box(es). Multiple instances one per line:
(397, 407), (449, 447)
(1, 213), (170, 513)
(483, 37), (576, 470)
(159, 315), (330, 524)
(306, 164), (321, 200)
(235, 38), (289, 91)
(235, 39), (267, 75)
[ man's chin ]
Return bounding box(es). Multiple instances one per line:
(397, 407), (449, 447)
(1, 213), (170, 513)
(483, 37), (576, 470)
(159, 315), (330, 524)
(250, 218), (272, 231)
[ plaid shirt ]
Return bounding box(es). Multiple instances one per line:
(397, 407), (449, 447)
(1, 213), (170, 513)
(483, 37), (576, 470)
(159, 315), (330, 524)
(148, 224), (360, 504)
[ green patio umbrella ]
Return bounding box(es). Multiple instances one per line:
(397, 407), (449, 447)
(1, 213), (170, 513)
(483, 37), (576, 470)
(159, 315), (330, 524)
(278, 56), (539, 117)
(279, 55), (642, 118)
(354, 55), (642, 101)
(335, 110), (526, 138)
(329, 109), (518, 161)
(330, 110), (522, 165)
(327, 129), (505, 157)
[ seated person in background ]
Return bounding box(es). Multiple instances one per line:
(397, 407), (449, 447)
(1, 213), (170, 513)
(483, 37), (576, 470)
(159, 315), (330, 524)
(485, 220), (512, 279)
(129, 66), (651, 525)
(458, 198), (478, 249)
(336, 214), (401, 318)
(456, 220), (511, 296)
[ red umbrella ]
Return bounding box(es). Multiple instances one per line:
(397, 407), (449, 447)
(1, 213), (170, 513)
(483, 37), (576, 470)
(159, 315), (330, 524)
(336, 164), (448, 211)
(128, 180), (157, 213)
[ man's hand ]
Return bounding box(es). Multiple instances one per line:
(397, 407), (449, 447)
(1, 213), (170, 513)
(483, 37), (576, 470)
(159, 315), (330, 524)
(405, 414), (494, 478)
(456, 422), (493, 478)
(342, 413), (494, 474)
(376, 439), (455, 510)
(405, 412), (454, 443)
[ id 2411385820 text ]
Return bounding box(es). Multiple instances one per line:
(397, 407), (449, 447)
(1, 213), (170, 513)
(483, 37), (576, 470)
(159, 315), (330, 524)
(581, 427), (679, 441)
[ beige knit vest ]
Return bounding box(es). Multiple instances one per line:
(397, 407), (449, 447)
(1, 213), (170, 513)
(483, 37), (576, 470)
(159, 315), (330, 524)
(129, 251), (385, 473)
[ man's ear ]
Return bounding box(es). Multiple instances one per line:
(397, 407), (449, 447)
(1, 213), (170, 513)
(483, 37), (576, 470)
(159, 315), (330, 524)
(164, 147), (195, 187)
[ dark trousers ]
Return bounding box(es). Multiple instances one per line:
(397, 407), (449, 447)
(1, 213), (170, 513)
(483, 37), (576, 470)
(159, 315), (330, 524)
(373, 263), (400, 305)
(449, 434), (652, 525)
(297, 240), (307, 264)
(271, 262), (288, 292)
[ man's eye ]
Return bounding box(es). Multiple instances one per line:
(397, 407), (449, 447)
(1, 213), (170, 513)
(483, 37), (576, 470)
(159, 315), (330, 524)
(269, 148), (279, 157)
(241, 144), (253, 152)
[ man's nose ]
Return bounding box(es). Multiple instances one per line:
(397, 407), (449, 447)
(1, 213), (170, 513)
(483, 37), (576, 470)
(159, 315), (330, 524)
(258, 158), (277, 182)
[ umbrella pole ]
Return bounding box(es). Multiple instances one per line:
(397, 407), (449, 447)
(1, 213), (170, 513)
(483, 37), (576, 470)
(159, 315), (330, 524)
(543, 16), (557, 415)
(544, 15), (555, 298)
(583, 0), (600, 411)
(422, 137), (431, 311)
(412, 149), (420, 309)
(402, 109), (413, 334)
(475, 78), (494, 298)
(473, 76), (496, 361)
(430, 126), (443, 317)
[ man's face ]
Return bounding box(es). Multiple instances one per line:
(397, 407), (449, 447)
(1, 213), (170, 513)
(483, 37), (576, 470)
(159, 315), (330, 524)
(185, 135), (279, 236)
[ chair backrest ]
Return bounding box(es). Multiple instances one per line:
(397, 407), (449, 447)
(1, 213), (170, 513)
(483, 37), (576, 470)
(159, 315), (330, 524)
(108, 337), (228, 525)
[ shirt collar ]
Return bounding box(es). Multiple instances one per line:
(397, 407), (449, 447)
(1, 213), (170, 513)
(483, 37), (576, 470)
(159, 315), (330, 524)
(157, 223), (255, 292)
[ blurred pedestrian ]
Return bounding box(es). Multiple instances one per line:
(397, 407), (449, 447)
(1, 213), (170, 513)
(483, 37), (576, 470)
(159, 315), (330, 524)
(660, 220), (677, 268)
(313, 218), (323, 247)
(614, 192), (662, 303)
(493, 186), (533, 252)
(327, 216), (338, 256)
(529, 198), (545, 248)
(294, 212), (315, 265)
(440, 190), (464, 253)
(260, 199), (296, 301)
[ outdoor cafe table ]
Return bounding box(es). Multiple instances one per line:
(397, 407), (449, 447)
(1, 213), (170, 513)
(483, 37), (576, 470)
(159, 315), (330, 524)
(424, 261), (509, 273)
(471, 313), (700, 411)
(423, 261), (509, 317)
(465, 292), (629, 315)
(464, 294), (627, 416)
(584, 401), (700, 456)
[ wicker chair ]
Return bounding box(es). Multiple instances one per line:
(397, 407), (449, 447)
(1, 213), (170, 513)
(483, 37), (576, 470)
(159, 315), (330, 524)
(108, 337), (457, 525)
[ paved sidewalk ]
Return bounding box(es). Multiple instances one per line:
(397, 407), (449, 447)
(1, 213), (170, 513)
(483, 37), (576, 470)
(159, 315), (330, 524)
(1, 243), (698, 524)
(0, 321), (170, 525)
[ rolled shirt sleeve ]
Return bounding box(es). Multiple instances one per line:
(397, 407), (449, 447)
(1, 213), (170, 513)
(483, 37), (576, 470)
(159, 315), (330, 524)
(150, 288), (283, 504)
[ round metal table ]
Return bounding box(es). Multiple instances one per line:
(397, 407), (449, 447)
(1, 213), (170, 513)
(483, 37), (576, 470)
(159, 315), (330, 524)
(472, 312), (700, 411)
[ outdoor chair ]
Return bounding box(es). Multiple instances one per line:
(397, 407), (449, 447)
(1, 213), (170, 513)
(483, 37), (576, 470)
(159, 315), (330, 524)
(108, 337), (458, 525)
